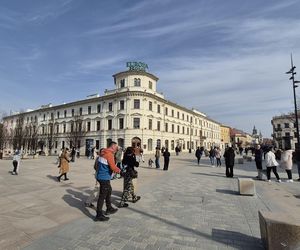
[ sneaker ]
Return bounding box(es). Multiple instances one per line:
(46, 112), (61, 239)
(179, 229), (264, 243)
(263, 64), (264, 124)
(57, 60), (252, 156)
(105, 207), (118, 215)
(64, 178), (69, 181)
(118, 203), (129, 208)
(266, 180), (271, 182)
(286, 179), (294, 183)
(132, 196), (141, 203)
(94, 214), (109, 222)
(277, 179), (282, 183)
(84, 202), (95, 208)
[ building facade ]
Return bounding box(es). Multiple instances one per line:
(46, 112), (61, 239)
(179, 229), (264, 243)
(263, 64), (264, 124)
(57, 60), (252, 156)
(271, 113), (297, 150)
(220, 125), (231, 149)
(2, 64), (221, 156)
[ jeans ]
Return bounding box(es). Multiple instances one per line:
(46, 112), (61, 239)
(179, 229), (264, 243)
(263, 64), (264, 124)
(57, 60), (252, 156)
(210, 157), (215, 165)
(216, 158), (221, 166)
(96, 180), (112, 216)
(266, 166), (280, 180)
(155, 157), (160, 168)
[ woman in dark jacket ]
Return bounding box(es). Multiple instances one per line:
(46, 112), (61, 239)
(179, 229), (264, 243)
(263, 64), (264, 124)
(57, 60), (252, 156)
(163, 148), (170, 171)
(118, 147), (140, 208)
(223, 145), (235, 177)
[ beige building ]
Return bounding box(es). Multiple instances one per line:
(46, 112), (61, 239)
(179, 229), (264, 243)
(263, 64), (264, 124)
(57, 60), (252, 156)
(271, 113), (297, 150)
(220, 125), (231, 149)
(2, 63), (221, 156)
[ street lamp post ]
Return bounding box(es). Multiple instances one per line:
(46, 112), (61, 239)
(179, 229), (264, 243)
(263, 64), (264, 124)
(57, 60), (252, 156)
(286, 54), (300, 149)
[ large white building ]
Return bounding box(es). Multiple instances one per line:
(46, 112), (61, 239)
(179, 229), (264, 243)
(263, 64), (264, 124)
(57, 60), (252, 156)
(2, 63), (221, 156)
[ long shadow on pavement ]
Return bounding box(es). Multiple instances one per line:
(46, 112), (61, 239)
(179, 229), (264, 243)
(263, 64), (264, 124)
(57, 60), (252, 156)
(216, 189), (239, 195)
(127, 206), (262, 249)
(212, 229), (263, 249)
(63, 189), (94, 219)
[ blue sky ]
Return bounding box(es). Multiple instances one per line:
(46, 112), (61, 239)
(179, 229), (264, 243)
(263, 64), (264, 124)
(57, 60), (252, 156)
(1, 0), (300, 137)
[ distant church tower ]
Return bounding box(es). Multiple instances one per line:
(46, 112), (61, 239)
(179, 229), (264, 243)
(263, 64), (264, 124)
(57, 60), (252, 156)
(252, 125), (263, 144)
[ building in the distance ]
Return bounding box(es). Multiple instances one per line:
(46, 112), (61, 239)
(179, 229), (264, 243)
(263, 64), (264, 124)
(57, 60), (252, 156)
(2, 62), (221, 156)
(271, 112), (298, 150)
(220, 124), (231, 149)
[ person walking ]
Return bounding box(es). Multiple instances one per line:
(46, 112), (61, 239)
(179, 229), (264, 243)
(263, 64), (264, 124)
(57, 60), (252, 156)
(195, 147), (202, 165)
(215, 147), (222, 167)
(223, 144), (235, 178)
(11, 150), (21, 175)
(254, 144), (264, 180)
(57, 148), (70, 181)
(209, 147), (216, 167)
(175, 145), (180, 156)
(118, 147), (140, 208)
(71, 147), (76, 162)
(95, 141), (121, 222)
(265, 147), (281, 183)
(281, 146), (294, 182)
(155, 147), (160, 169)
(163, 148), (170, 171)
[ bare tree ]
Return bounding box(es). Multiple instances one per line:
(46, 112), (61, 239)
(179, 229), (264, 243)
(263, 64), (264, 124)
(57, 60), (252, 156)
(66, 114), (87, 150)
(12, 114), (26, 150)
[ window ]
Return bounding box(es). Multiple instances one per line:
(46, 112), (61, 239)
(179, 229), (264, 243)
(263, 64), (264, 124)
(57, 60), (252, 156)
(119, 118), (124, 129)
(56, 125), (59, 133)
(78, 122), (82, 132)
(182, 126), (185, 134)
(72, 109), (74, 117)
(120, 100), (125, 110)
(172, 124), (174, 133)
(70, 123), (74, 132)
(96, 140), (100, 150)
(177, 112), (179, 118)
(165, 123), (168, 132)
(43, 114), (46, 121)
(34, 116), (37, 122)
(134, 78), (141, 86)
(108, 102), (113, 112)
(149, 119), (152, 130)
(88, 106), (91, 115)
(120, 79), (125, 88)
(51, 113), (54, 120)
(285, 132), (290, 137)
(97, 104), (101, 113)
(42, 126), (45, 134)
(149, 81), (153, 89)
(96, 121), (100, 131)
(108, 120), (112, 130)
(187, 127), (189, 135)
(172, 110), (174, 117)
(134, 99), (140, 109)
(149, 101), (152, 111)
(133, 118), (140, 129)
(182, 114), (184, 120)
(177, 125), (180, 133)
(63, 124), (66, 133)
(64, 110), (67, 118)
(57, 111), (60, 119)
(79, 107), (82, 115)
(157, 104), (161, 113)
(277, 124), (281, 128)
(165, 107), (168, 116)
(284, 123), (289, 128)
(157, 121), (161, 131)
(87, 121), (91, 131)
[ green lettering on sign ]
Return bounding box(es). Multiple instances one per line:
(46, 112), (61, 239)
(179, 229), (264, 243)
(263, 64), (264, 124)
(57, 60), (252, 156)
(126, 62), (148, 71)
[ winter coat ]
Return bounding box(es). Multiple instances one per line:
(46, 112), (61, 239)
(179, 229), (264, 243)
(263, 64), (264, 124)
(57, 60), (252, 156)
(223, 147), (235, 166)
(195, 149), (202, 158)
(122, 153), (139, 177)
(96, 148), (120, 181)
(254, 149), (263, 162)
(265, 151), (279, 167)
(59, 151), (70, 174)
(280, 150), (293, 170)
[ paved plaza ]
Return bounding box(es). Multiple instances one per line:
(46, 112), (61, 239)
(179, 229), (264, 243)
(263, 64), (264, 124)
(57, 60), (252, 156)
(0, 153), (300, 250)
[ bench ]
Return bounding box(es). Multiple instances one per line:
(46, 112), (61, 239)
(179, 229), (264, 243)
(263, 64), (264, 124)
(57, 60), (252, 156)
(259, 211), (300, 250)
(238, 178), (255, 196)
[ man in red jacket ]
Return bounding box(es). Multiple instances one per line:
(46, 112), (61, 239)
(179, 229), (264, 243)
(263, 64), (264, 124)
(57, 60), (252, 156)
(95, 141), (121, 222)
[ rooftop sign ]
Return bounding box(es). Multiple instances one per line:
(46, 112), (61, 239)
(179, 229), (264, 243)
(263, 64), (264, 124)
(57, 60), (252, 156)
(126, 62), (148, 71)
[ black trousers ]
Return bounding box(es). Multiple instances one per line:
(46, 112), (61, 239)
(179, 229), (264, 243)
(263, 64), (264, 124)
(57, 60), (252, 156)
(96, 180), (112, 216)
(163, 158), (170, 170)
(196, 157), (201, 165)
(13, 161), (18, 172)
(286, 169), (292, 180)
(255, 161), (262, 170)
(266, 166), (280, 180)
(226, 164), (233, 177)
